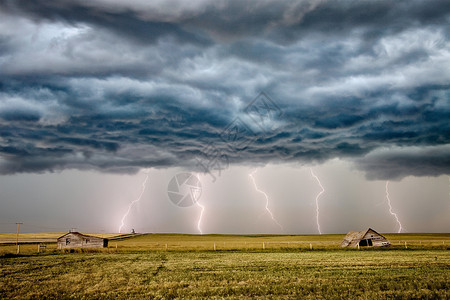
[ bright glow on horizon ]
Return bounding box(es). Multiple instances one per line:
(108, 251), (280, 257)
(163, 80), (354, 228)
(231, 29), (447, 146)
(310, 168), (324, 235)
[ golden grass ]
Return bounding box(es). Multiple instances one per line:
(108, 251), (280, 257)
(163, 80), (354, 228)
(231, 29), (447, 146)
(1, 250), (448, 299)
(110, 233), (450, 251)
(0, 233), (448, 298)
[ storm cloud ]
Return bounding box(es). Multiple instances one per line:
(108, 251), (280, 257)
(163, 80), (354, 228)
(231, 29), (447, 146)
(0, 0), (449, 179)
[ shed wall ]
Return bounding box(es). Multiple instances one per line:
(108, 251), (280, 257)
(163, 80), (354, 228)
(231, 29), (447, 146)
(57, 233), (108, 249)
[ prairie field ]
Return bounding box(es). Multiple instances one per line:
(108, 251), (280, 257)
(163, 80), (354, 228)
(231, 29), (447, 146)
(0, 233), (449, 299)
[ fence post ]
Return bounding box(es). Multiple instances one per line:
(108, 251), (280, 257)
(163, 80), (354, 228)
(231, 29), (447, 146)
(214, 243), (216, 251)
(310, 243), (313, 250)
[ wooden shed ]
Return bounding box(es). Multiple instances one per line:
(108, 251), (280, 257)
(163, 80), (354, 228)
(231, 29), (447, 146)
(341, 228), (390, 247)
(57, 232), (108, 249)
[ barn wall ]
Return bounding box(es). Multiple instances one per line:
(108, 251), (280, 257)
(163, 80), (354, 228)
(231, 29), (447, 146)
(363, 230), (389, 244)
(361, 230), (390, 247)
(57, 233), (107, 249)
(372, 240), (390, 247)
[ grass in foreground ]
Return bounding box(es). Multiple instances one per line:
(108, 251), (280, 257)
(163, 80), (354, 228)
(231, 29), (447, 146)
(1, 250), (448, 299)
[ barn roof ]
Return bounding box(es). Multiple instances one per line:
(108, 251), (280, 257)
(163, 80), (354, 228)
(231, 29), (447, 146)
(341, 228), (387, 247)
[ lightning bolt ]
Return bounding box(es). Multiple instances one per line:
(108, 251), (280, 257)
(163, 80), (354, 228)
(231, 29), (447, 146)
(310, 168), (324, 235)
(385, 181), (403, 233)
(249, 169), (283, 231)
(118, 170), (149, 233)
(196, 201), (205, 234)
(194, 173), (204, 234)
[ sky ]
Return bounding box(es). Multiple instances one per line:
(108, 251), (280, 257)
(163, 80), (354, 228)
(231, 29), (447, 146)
(0, 0), (449, 234)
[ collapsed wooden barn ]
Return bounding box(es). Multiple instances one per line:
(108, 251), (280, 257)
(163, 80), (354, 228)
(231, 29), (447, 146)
(57, 232), (108, 249)
(341, 228), (390, 247)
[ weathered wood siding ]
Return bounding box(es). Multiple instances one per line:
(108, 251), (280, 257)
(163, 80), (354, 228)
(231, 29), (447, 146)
(57, 232), (108, 249)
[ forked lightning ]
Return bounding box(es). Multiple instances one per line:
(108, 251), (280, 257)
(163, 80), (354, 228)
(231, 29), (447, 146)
(194, 173), (204, 234)
(310, 168), (324, 235)
(249, 169), (283, 231)
(385, 181), (403, 233)
(119, 170), (149, 233)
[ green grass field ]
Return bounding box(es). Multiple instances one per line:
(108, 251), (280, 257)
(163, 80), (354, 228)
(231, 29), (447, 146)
(0, 233), (449, 299)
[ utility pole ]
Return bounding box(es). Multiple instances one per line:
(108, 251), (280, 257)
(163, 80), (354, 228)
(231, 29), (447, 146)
(16, 222), (23, 254)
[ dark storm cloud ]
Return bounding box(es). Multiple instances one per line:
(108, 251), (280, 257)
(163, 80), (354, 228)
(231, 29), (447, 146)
(0, 0), (210, 46)
(355, 145), (450, 180)
(0, 0), (449, 179)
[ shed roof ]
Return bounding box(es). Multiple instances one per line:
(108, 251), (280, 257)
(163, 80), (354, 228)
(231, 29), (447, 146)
(57, 232), (105, 240)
